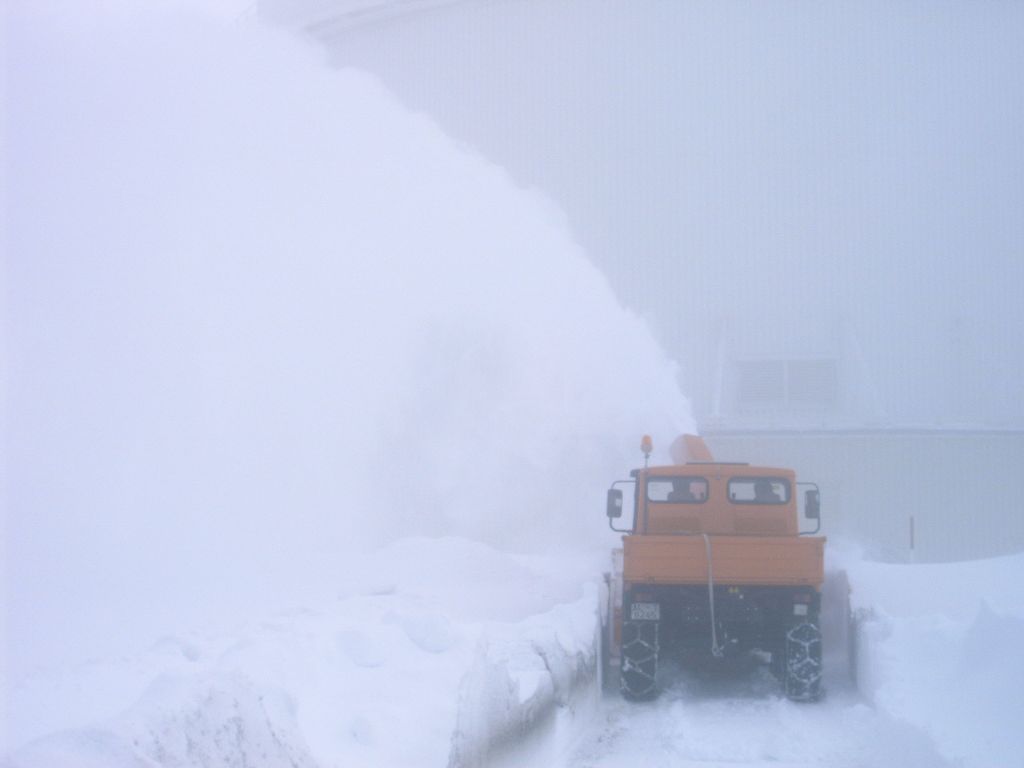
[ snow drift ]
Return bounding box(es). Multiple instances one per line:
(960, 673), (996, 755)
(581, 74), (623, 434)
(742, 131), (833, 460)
(847, 549), (1024, 768)
(7, 538), (603, 767)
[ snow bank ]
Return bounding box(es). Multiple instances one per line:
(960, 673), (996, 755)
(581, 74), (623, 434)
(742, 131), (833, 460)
(843, 548), (1024, 768)
(448, 584), (600, 767)
(4, 0), (691, 697)
(11, 671), (320, 768)
(7, 538), (602, 767)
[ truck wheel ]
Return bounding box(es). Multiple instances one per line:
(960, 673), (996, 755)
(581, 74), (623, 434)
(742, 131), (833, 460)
(784, 621), (822, 701)
(620, 620), (658, 700)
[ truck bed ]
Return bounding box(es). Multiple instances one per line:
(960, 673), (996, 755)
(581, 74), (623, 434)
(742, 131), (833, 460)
(622, 534), (825, 587)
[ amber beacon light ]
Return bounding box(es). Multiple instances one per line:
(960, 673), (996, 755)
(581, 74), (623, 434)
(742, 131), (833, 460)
(640, 435), (653, 463)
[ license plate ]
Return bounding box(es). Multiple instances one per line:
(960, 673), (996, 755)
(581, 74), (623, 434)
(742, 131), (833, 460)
(630, 602), (660, 621)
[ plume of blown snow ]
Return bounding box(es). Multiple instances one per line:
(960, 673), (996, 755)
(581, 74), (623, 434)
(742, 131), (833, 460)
(4, 3), (692, 675)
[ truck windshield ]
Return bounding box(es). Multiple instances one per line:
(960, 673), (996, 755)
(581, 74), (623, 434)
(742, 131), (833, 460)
(647, 476), (708, 503)
(728, 477), (791, 504)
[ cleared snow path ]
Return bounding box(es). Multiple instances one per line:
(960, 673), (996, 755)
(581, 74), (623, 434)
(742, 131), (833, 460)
(559, 673), (950, 768)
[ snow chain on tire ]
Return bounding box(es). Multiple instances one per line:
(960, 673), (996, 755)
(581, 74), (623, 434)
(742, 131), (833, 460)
(785, 621), (822, 701)
(620, 620), (658, 699)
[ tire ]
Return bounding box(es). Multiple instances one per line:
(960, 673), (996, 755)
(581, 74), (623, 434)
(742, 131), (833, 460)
(620, 620), (658, 700)
(784, 621), (822, 701)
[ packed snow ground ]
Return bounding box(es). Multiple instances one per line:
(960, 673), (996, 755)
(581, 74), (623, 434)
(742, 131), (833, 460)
(564, 683), (947, 768)
(555, 547), (1024, 768)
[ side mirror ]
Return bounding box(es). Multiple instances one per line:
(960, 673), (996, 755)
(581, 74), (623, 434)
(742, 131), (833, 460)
(606, 488), (624, 519)
(805, 489), (820, 520)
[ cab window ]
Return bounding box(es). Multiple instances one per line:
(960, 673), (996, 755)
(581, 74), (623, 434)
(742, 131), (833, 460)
(728, 477), (791, 504)
(647, 476), (709, 504)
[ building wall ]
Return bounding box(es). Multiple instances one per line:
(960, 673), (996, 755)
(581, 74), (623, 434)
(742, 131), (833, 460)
(704, 431), (1024, 563)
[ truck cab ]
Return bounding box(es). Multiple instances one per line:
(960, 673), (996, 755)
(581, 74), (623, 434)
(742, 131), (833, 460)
(619, 465), (804, 537)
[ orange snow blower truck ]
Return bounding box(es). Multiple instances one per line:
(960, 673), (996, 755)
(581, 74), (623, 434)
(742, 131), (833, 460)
(603, 435), (827, 701)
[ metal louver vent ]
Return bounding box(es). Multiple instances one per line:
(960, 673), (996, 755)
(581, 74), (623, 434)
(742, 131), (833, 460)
(736, 359), (838, 411)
